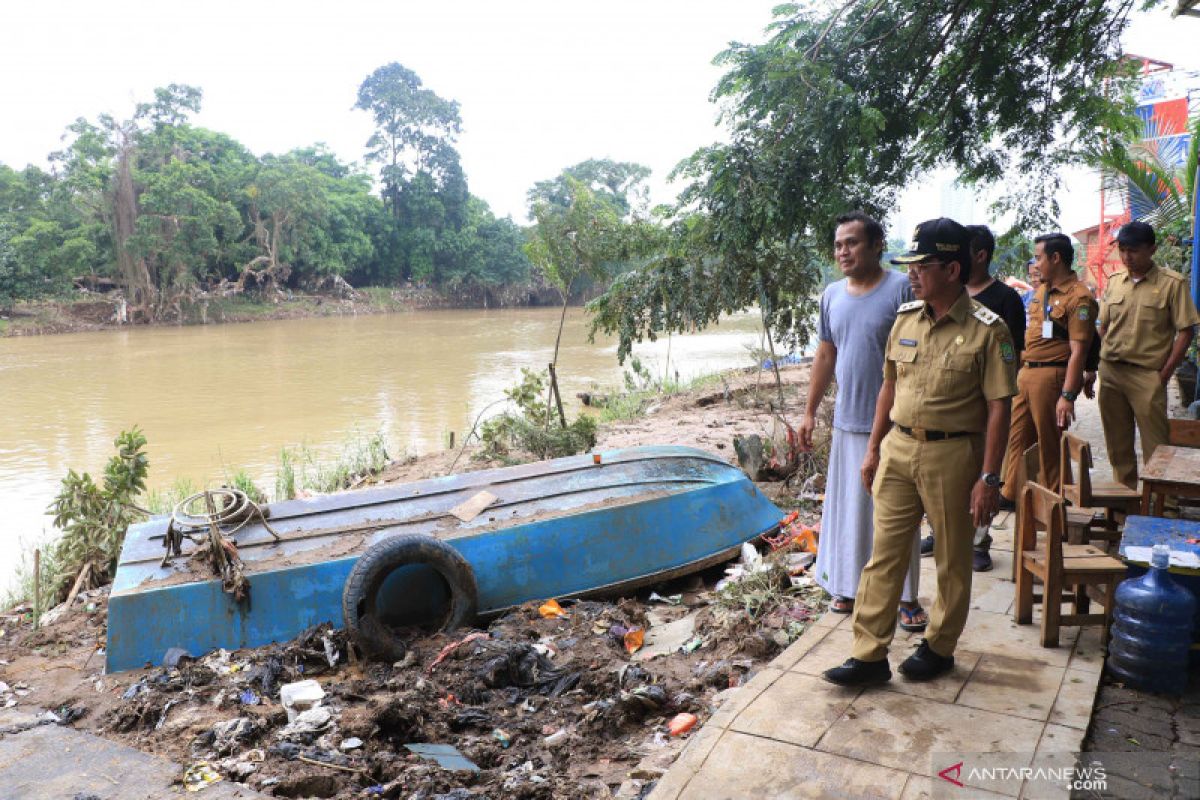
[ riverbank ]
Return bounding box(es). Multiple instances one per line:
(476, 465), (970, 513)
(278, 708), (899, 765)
(0, 362), (822, 799)
(0, 284), (565, 338)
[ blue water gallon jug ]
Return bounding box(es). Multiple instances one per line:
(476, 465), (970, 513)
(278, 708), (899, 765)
(1107, 545), (1197, 695)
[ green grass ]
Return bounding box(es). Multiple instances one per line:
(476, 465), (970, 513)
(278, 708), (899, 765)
(145, 476), (201, 515)
(274, 430), (391, 499)
(595, 367), (726, 423)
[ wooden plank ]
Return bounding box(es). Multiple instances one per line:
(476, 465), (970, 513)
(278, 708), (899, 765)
(448, 490), (498, 523)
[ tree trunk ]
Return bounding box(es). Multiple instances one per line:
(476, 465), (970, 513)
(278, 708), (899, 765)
(112, 138), (155, 321)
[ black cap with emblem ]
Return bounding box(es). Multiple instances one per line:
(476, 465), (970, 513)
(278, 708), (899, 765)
(890, 217), (971, 268)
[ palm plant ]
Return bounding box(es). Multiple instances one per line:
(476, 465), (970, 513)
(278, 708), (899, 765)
(1089, 110), (1200, 248)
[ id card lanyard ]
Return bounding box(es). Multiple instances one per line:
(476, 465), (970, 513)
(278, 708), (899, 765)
(1041, 288), (1054, 339)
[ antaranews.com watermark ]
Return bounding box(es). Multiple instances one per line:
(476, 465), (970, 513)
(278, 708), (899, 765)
(930, 751), (1195, 798)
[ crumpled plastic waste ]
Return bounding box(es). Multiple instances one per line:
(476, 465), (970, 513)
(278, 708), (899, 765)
(162, 647), (192, 669)
(182, 761), (221, 792)
(279, 706), (333, 738)
(618, 684), (668, 715)
(211, 717), (256, 755)
(476, 642), (581, 698)
(668, 712), (697, 736)
(537, 598), (568, 618)
(279, 679), (325, 723)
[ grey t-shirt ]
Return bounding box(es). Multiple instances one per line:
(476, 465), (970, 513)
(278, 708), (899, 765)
(818, 269), (913, 433)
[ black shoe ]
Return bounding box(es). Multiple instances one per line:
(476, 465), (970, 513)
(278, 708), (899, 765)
(899, 639), (955, 682)
(822, 657), (891, 687)
(919, 535), (935, 557)
(973, 549), (993, 572)
(998, 496), (1016, 512)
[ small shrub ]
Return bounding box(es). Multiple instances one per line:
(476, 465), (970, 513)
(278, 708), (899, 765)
(43, 427), (149, 602)
(479, 368), (597, 460)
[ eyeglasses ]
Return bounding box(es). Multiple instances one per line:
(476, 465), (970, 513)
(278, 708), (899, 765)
(906, 260), (946, 274)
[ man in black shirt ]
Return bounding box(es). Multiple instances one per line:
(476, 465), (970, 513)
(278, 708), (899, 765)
(919, 225), (1024, 571)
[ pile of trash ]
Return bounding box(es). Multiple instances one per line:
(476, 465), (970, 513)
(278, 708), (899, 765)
(76, 538), (822, 798)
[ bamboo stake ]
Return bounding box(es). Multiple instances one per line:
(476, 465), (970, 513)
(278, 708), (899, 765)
(32, 549), (41, 631)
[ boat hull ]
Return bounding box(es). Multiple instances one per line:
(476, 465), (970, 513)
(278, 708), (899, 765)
(106, 445), (782, 673)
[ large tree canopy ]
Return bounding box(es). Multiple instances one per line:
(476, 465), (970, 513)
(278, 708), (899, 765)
(591, 0), (1143, 360)
(527, 158), (651, 219)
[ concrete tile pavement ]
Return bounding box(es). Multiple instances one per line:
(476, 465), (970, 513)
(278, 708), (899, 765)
(649, 514), (1104, 800)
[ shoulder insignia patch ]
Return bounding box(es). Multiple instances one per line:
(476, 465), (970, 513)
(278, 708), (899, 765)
(897, 300), (923, 313)
(1078, 306), (1090, 321)
(999, 340), (1015, 363)
(1160, 268), (1185, 283)
(971, 303), (999, 325)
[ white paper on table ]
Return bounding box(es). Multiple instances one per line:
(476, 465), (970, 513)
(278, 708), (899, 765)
(1123, 546), (1200, 568)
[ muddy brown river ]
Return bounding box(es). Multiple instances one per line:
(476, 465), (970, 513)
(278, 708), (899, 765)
(1, 307), (768, 592)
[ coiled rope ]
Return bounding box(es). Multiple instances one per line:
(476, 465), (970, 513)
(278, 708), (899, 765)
(160, 489), (280, 602)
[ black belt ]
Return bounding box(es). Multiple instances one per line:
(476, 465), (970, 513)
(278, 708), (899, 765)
(1023, 361), (1068, 368)
(897, 425), (971, 442)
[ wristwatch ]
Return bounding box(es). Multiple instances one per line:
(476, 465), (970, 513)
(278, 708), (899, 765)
(981, 472), (1001, 488)
(1061, 389), (1078, 402)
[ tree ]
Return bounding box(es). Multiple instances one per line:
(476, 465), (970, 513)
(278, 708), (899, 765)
(527, 158), (651, 219)
(591, 0), (1142, 359)
(527, 176), (653, 424)
(50, 84), (206, 320)
(355, 63), (462, 217)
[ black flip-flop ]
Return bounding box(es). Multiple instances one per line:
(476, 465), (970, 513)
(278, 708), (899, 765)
(830, 596), (854, 614)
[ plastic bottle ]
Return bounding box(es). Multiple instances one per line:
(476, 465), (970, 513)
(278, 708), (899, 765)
(1107, 545), (1196, 695)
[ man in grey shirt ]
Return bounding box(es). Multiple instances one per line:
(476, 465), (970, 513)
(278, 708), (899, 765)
(799, 212), (924, 630)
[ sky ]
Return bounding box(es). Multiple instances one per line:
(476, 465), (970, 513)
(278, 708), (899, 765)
(2, 1), (1198, 233)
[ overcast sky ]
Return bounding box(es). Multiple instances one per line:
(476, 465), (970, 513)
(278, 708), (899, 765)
(2, 1), (1197, 233)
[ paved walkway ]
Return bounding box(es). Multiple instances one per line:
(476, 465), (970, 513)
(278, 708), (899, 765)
(649, 513), (1105, 799)
(0, 707), (265, 799)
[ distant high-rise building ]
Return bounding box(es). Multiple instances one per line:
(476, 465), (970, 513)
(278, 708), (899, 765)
(940, 180), (976, 223)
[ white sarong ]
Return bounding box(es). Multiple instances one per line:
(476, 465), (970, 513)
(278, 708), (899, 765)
(815, 427), (920, 603)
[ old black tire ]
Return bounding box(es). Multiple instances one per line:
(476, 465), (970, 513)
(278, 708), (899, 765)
(342, 534), (478, 662)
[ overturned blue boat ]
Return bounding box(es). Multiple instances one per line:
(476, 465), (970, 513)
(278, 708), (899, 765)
(106, 445), (783, 673)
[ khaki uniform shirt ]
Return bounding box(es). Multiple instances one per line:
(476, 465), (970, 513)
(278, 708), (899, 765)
(1100, 265), (1200, 369)
(884, 291), (1018, 433)
(1022, 273), (1098, 363)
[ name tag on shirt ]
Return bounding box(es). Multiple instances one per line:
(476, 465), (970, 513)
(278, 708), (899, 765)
(899, 339), (917, 347)
(1041, 321), (1053, 339)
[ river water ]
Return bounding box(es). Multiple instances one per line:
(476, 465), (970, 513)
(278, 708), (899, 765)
(0, 307), (768, 592)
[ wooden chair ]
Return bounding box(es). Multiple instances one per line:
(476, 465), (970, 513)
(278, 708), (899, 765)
(1014, 482), (1127, 647)
(1011, 443), (1104, 577)
(1059, 433), (1140, 543)
(1168, 419), (1200, 448)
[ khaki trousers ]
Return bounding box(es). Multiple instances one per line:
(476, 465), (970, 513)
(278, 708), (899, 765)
(1098, 360), (1168, 489)
(1001, 366), (1066, 500)
(851, 428), (982, 661)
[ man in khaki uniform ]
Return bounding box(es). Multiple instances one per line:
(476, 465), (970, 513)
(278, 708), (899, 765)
(824, 218), (1016, 686)
(1099, 221), (1200, 488)
(999, 233), (1097, 506)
